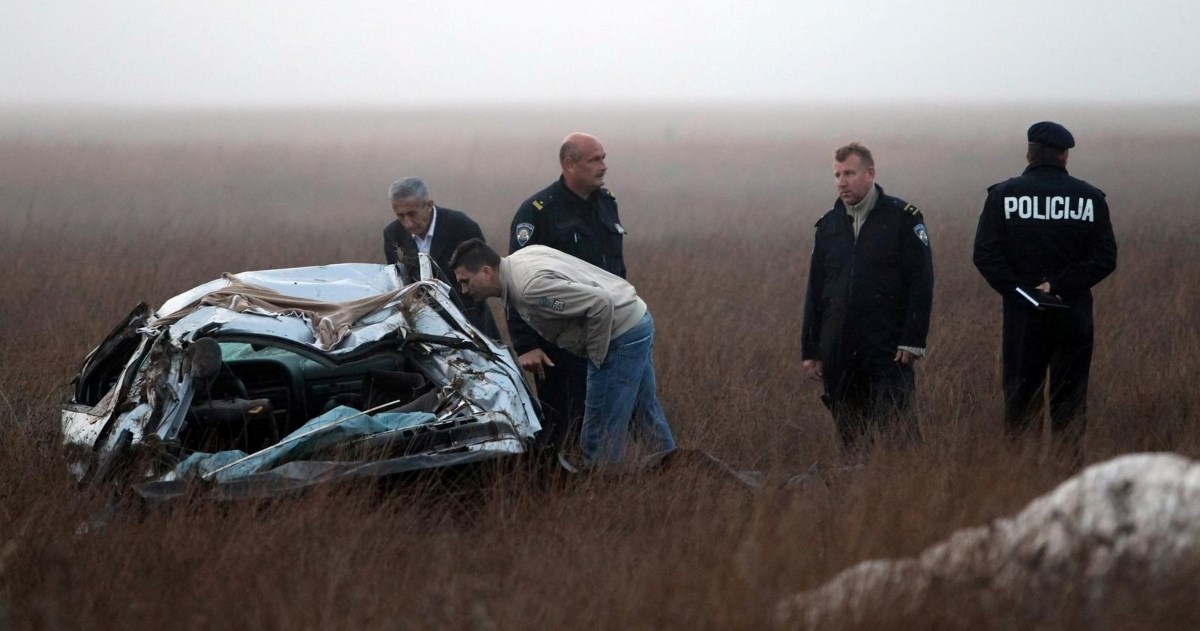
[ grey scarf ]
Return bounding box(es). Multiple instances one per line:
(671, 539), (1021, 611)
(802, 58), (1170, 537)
(845, 184), (879, 239)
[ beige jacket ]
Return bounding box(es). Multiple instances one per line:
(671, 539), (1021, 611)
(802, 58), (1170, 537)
(500, 246), (648, 366)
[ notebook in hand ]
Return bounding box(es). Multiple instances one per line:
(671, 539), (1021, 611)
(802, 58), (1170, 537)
(1015, 286), (1069, 310)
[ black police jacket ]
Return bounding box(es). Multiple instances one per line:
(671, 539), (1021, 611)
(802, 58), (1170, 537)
(973, 162), (1117, 300)
(801, 186), (934, 367)
(507, 177), (627, 355)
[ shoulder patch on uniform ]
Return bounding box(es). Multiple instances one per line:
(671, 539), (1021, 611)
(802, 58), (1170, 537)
(913, 223), (930, 247)
(531, 199), (544, 211)
(538, 297), (566, 312)
(515, 222), (534, 246)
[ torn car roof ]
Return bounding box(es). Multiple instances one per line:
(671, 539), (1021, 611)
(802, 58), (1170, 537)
(149, 264), (414, 352)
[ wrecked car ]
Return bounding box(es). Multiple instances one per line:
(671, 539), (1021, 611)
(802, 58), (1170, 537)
(61, 258), (541, 502)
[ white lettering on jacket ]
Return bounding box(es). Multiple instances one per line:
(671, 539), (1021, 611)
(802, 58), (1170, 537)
(1003, 196), (1095, 222)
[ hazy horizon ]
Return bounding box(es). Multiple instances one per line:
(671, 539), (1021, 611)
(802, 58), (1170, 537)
(4, 1), (1198, 108)
(4, 102), (1199, 144)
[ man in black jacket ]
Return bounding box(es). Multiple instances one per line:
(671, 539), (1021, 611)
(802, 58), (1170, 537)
(383, 176), (498, 337)
(973, 122), (1117, 454)
(801, 143), (934, 452)
(508, 133), (627, 453)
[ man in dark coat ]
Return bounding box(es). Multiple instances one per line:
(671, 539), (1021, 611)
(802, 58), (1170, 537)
(383, 176), (498, 338)
(801, 142), (935, 452)
(508, 133), (627, 454)
(973, 122), (1117, 456)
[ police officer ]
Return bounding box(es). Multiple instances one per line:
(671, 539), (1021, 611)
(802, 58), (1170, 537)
(801, 142), (934, 452)
(973, 122), (1117, 454)
(508, 132), (627, 454)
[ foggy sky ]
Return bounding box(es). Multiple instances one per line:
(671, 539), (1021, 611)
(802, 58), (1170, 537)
(2, 0), (1197, 107)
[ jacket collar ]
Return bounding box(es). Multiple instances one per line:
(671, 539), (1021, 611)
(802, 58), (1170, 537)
(1023, 162), (1069, 175)
(556, 175), (596, 204)
(833, 184), (886, 213)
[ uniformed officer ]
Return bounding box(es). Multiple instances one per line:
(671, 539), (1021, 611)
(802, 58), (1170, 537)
(508, 133), (627, 454)
(973, 122), (1117, 454)
(801, 142), (935, 452)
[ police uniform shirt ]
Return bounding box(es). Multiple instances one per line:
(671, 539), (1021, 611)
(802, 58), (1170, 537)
(510, 176), (627, 279)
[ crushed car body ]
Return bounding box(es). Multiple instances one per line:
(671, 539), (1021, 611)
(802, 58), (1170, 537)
(61, 260), (541, 502)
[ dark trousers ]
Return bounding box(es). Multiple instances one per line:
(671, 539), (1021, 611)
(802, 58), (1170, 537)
(824, 358), (917, 452)
(1001, 297), (1093, 451)
(532, 345), (588, 454)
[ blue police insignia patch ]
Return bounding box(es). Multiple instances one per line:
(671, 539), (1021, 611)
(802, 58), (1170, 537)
(539, 297), (566, 312)
(914, 223), (930, 247)
(515, 222), (534, 247)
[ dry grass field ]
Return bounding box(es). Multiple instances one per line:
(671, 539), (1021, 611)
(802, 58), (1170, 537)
(2, 104), (1199, 629)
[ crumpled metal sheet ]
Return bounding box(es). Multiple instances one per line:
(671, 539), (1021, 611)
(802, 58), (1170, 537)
(61, 262), (542, 493)
(151, 264), (411, 353)
(156, 264), (401, 319)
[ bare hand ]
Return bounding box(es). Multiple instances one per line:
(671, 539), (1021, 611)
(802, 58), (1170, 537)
(1035, 281), (1052, 293)
(894, 349), (914, 365)
(802, 359), (824, 381)
(518, 348), (555, 380)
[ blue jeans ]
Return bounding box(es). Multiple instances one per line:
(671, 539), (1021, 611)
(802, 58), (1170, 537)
(582, 311), (677, 467)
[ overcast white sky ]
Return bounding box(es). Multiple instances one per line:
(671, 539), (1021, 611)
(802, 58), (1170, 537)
(2, 0), (1197, 107)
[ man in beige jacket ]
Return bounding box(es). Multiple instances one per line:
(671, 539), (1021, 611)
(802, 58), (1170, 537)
(450, 238), (677, 467)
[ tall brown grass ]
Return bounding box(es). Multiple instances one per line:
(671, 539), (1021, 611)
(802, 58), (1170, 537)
(2, 105), (1199, 629)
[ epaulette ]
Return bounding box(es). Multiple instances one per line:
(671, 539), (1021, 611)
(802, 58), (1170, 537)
(531, 198), (546, 211)
(601, 188), (616, 199)
(885, 196), (922, 216)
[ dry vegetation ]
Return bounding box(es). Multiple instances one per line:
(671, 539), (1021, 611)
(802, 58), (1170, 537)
(2, 104), (1199, 629)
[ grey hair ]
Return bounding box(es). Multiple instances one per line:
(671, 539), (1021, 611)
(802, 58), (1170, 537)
(388, 176), (429, 203)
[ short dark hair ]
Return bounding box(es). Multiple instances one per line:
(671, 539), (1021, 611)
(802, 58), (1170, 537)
(449, 238), (500, 273)
(834, 142), (874, 168)
(1026, 143), (1068, 166)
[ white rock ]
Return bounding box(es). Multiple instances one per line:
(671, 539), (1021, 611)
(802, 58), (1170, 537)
(774, 453), (1200, 629)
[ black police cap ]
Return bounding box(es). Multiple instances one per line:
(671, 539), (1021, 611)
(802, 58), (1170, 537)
(1027, 121), (1075, 149)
